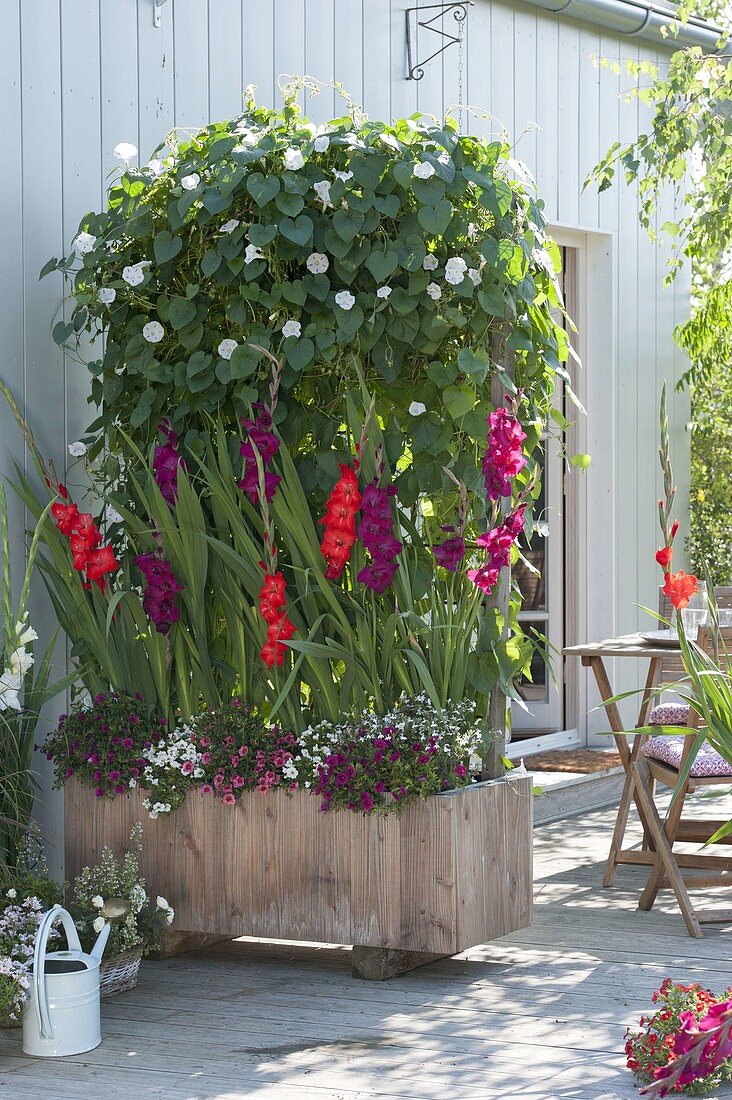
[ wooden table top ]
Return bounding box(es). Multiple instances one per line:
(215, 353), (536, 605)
(563, 632), (680, 659)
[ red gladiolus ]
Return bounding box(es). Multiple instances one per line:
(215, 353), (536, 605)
(662, 570), (699, 611)
(52, 494), (119, 591)
(319, 464), (361, 579)
(655, 546), (672, 569)
(258, 570), (296, 667)
(86, 545), (120, 590)
(51, 502), (80, 535)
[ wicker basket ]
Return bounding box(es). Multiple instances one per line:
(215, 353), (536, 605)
(99, 949), (142, 998)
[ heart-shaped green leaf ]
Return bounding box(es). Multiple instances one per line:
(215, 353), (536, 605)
(153, 231), (183, 265)
(169, 296), (197, 330)
(374, 194), (401, 219)
(284, 336), (315, 371)
(457, 347), (490, 384)
(444, 384), (475, 420)
(247, 224), (278, 247)
(332, 208), (365, 243)
(427, 361), (457, 388)
(246, 173), (280, 207)
(417, 199), (453, 236)
(279, 215), (314, 246)
(365, 250), (399, 282)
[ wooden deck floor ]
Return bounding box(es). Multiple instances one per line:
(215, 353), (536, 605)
(2, 796), (732, 1099)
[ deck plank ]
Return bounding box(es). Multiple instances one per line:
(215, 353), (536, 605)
(3, 796), (732, 1098)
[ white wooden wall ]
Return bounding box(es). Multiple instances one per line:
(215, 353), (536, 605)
(1, 0), (690, 861)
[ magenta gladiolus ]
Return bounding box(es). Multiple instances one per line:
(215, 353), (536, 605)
(483, 407), (526, 500)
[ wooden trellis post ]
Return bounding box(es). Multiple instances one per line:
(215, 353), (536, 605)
(481, 331), (515, 781)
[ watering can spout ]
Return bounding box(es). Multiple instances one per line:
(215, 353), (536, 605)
(90, 919), (111, 962)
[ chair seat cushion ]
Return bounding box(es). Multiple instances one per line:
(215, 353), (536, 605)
(641, 736), (732, 777)
(648, 702), (691, 726)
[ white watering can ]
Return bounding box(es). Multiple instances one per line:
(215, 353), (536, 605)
(23, 904), (110, 1057)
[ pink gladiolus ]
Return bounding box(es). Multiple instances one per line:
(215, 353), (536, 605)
(483, 408), (526, 500)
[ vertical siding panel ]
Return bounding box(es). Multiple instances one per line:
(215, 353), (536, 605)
(415, 0), (445, 120)
(362, 0), (392, 122)
(207, 0), (243, 120)
(557, 23), (580, 225)
(334, 0), (364, 114)
(60, 1), (103, 443)
(391, 0), (419, 121)
(441, 0), (462, 132)
(513, 8), (537, 181)
(274, 0), (306, 109)
(534, 11), (558, 221)
(490, 2), (515, 140)
(100, 2), (140, 185)
(138, 0), (175, 159)
(577, 28), (600, 228)
(305, 0), (336, 121)
(174, 0), (211, 127)
(465, 0), (490, 137)
(242, 0), (275, 106)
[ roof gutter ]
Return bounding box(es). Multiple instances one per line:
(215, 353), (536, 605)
(525, 0), (722, 49)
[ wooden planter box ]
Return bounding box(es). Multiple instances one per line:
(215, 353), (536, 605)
(64, 776), (532, 957)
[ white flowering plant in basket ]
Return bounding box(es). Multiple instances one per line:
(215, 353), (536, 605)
(68, 823), (174, 959)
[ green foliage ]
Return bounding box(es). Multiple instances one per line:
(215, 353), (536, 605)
(46, 94), (567, 509)
(588, 30), (732, 388)
(688, 368), (732, 583)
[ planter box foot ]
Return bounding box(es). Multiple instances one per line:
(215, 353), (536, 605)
(351, 946), (447, 981)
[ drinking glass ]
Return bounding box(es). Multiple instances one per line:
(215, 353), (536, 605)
(688, 581), (708, 625)
(681, 607), (706, 640)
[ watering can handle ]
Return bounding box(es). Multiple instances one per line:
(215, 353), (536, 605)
(33, 905), (84, 1041)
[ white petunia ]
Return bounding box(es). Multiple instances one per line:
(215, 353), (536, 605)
(143, 321), (165, 344)
(219, 219), (240, 234)
(92, 896), (104, 909)
(281, 320), (302, 339)
(92, 916), (106, 934)
(244, 243), (264, 264)
(313, 180), (333, 208)
(6, 889), (16, 899)
(147, 158), (165, 176)
(105, 504), (124, 525)
(409, 402), (427, 416)
(156, 896), (169, 910)
(98, 287), (116, 305)
(445, 256), (468, 285)
(422, 254), (439, 271)
(332, 169), (353, 182)
(376, 286), (392, 299)
(413, 161), (435, 179)
(284, 147), (305, 171)
(335, 290), (356, 311)
(426, 282), (442, 300)
(67, 441), (87, 458)
(113, 142), (137, 163)
(180, 173), (200, 190)
(218, 339), (238, 360)
(313, 135), (330, 153)
(306, 252), (329, 275)
(467, 268), (482, 286)
(74, 232), (96, 255)
(122, 262), (149, 287)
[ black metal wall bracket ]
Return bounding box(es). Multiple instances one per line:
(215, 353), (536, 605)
(405, 2), (474, 81)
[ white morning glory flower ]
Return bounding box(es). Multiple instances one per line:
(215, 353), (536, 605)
(74, 232), (96, 255)
(156, 896), (169, 910)
(122, 262), (149, 287)
(376, 286), (392, 299)
(413, 161), (435, 179)
(113, 142), (137, 163)
(218, 339), (238, 360)
(92, 916), (106, 934)
(423, 253), (438, 271)
(98, 287), (116, 305)
(379, 133), (401, 152)
(67, 441), (87, 458)
(344, 132), (365, 149)
(92, 896), (104, 909)
(313, 180), (333, 208)
(284, 147), (305, 171)
(147, 158), (165, 176)
(467, 268), (482, 286)
(105, 504), (124, 525)
(219, 219), (240, 234)
(180, 173), (200, 190)
(409, 402), (427, 416)
(306, 252), (329, 275)
(335, 290), (356, 311)
(244, 243), (264, 264)
(332, 169), (354, 182)
(282, 320), (302, 338)
(313, 135), (330, 152)
(166, 908), (175, 924)
(143, 320), (165, 343)
(467, 222), (478, 239)
(426, 282), (442, 300)
(445, 256), (468, 285)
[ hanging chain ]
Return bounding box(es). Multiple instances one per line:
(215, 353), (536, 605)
(457, 8), (465, 133)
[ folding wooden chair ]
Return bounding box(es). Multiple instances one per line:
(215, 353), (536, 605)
(631, 623), (732, 937)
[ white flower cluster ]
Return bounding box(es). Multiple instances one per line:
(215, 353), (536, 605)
(0, 615), (37, 711)
(140, 725), (203, 819)
(0, 955), (31, 1024)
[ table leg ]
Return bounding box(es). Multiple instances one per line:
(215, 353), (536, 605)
(585, 656), (660, 888)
